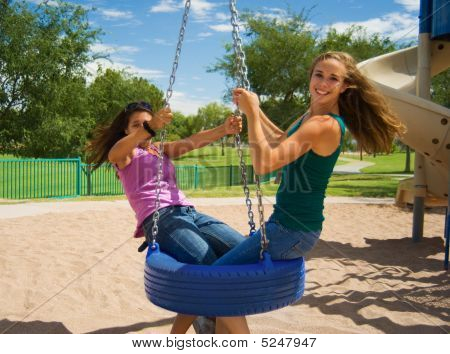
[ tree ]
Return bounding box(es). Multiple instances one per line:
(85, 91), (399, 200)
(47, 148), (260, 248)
(87, 68), (164, 127)
(404, 145), (411, 173)
(197, 102), (233, 155)
(0, 0), (101, 156)
(341, 130), (356, 153)
(317, 26), (396, 62)
(20, 77), (92, 158)
(165, 111), (201, 141)
(210, 10), (397, 134)
(431, 69), (450, 108)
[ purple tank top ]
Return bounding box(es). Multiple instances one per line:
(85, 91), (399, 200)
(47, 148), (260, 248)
(116, 146), (193, 238)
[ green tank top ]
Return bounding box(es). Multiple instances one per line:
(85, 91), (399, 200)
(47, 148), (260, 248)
(272, 113), (345, 231)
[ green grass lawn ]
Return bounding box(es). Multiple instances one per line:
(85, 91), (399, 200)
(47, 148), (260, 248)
(0, 154), (17, 159)
(29, 174), (396, 202)
(327, 174), (401, 197)
(181, 174), (400, 198)
(0, 174), (400, 204)
(341, 151), (415, 174)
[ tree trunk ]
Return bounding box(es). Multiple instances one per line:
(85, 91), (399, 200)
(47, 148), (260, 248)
(274, 170), (282, 184)
(404, 145), (411, 173)
(221, 137), (225, 156)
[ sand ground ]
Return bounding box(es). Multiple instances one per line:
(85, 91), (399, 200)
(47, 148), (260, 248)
(0, 198), (448, 334)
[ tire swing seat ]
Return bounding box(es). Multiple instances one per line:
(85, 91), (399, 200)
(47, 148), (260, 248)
(144, 244), (305, 317)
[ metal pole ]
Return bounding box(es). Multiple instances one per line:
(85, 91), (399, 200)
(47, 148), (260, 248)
(445, 209), (449, 270)
(412, 22), (432, 241)
(445, 154), (450, 270)
(76, 157), (82, 197)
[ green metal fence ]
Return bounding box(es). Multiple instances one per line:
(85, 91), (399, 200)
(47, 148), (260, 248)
(0, 158), (277, 200)
(80, 163), (123, 196)
(0, 158), (81, 199)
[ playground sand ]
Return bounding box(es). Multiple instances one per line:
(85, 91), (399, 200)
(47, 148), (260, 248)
(0, 199), (448, 334)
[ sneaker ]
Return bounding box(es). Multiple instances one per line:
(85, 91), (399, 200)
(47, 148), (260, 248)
(192, 316), (216, 334)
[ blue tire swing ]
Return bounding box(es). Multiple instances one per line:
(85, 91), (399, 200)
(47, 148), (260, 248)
(144, 0), (306, 317)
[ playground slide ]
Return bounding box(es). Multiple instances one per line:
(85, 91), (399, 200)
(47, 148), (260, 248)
(357, 41), (450, 202)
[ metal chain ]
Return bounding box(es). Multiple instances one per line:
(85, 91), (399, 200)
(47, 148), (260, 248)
(164, 0), (191, 105)
(151, 0), (191, 248)
(235, 133), (256, 233)
(229, 0), (268, 256)
(254, 175), (268, 258)
(229, 0), (250, 90)
(230, 0), (255, 234)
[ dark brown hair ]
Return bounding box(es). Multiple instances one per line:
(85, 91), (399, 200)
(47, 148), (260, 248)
(86, 104), (153, 171)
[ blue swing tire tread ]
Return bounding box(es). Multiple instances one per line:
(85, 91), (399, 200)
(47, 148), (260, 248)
(144, 243), (306, 317)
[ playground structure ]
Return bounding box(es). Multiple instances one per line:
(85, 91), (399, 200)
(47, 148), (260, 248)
(357, 0), (450, 268)
(358, 41), (450, 206)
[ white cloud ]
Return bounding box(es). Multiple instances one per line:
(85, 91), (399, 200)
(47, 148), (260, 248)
(27, 0), (59, 6)
(209, 24), (233, 32)
(215, 12), (229, 22)
(110, 20), (144, 28)
(191, 0), (219, 22)
(149, 0), (220, 22)
(154, 38), (173, 46)
(198, 32), (213, 38)
(109, 56), (135, 64)
(115, 46), (140, 53)
(394, 0), (420, 12)
(100, 9), (134, 20)
(85, 58), (166, 84)
(150, 0), (182, 13)
(258, 7), (289, 21)
(85, 56), (165, 86)
(168, 90), (218, 115)
(251, 8), (317, 32)
(90, 43), (140, 55)
(328, 12), (418, 42)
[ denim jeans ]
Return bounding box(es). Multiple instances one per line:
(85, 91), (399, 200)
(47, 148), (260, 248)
(212, 215), (321, 266)
(142, 206), (245, 265)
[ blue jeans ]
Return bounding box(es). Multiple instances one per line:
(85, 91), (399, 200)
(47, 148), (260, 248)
(212, 215), (321, 266)
(142, 206), (245, 265)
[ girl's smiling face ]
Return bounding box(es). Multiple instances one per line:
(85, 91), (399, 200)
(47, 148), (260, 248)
(309, 58), (348, 106)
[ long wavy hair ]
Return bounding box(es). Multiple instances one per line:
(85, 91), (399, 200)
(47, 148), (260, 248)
(86, 105), (153, 171)
(309, 51), (405, 153)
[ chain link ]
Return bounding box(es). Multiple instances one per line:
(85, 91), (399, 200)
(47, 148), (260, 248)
(229, 0), (267, 256)
(151, 0), (191, 248)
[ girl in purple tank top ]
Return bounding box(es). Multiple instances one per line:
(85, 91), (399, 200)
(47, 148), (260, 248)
(87, 101), (248, 334)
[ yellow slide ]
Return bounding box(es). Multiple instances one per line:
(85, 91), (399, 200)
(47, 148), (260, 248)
(357, 41), (450, 206)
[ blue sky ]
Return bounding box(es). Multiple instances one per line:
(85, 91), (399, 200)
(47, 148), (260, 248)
(30, 0), (421, 114)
